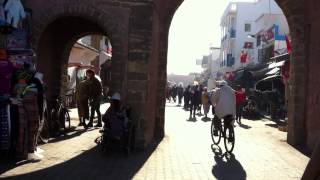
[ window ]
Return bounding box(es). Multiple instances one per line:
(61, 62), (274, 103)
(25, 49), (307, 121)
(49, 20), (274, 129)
(245, 23), (251, 32)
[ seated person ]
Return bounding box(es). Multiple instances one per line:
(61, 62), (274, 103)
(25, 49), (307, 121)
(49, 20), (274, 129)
(102, 92), (128, 140)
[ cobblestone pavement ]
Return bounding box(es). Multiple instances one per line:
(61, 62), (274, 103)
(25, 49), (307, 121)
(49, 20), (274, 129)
(0, 102), (309, 180)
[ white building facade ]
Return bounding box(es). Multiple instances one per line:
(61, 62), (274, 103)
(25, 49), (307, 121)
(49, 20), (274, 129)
(219, 0), (286, 74)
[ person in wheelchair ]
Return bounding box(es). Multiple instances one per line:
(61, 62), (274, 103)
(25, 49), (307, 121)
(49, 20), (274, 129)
(102, 92), (128, 140)
(210, 80), (236, 137)
(101, 92), (135, 154)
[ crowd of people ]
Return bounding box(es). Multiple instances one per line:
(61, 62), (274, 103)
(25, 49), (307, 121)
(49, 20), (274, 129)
(166, 81), (247, 125)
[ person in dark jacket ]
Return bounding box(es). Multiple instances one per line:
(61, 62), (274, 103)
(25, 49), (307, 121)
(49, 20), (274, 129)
(183, 85), (191, 110)
(189, 85), (199, 119)
(171, 84), (178, 103)
(177, 83), (184, 106)
(86, 69), (103, 127)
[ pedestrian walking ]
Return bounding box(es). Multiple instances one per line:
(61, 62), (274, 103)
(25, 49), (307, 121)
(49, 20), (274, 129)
(171, 84), (178, 103)
(86, 69), (103, 127)
(201, 87), (210, 118)
(177, 83), (184, 106)
(235, 85), (246, 124)
(183, 85), (191, 110)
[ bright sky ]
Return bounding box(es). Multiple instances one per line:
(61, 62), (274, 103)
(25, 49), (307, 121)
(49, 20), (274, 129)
(167, 0), (256, 75)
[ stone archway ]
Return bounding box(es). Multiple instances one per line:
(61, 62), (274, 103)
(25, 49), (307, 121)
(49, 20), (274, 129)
(24, 0), (319, 151)
(25, 1), (130, 101)
(153, 0), (319, 151)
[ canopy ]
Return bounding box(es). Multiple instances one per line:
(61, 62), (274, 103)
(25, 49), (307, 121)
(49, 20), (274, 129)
(268, 60), (285, 69)
(266, 67), (280, 75)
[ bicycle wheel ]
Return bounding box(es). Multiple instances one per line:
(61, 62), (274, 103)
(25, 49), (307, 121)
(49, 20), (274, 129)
(224, 125), (235, 153)
(61, 109), (71, 131)
(39, 108), (50, 144)
(211, 119), (221, 145)
(51, 108), (62, 133)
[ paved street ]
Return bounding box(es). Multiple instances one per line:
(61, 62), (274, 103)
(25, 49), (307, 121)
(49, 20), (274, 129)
(0, 102), (309, 180)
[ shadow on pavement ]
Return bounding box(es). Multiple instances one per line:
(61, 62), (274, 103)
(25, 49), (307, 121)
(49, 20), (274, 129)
(1, 140), (161, 180)
(186, 117), (197, 122)
(211, 145), (247, 180)
(265, 123), (278, 128)
(47, 128), (96, 144)
(238, 123), (252, 129)
(201, 117), (211, 122)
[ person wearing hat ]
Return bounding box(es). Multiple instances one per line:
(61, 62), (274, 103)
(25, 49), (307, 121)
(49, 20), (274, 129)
(210, 80), (236, 135)
(86, 69), (103, 127)
(102, 92), (126, 139)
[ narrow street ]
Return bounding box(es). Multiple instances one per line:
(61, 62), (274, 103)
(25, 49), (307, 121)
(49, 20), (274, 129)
(0, 102), (309, 180)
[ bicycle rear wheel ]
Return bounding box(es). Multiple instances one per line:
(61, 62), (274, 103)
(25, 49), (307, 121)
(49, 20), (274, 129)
(61, 109), (71, 131)
(38, 108), (50, 144)
(211, 119), (221, 145)
(224, 125), (235, 153)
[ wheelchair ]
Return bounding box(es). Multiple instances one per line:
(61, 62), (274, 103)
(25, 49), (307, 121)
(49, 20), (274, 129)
(97, 105), (135, 156)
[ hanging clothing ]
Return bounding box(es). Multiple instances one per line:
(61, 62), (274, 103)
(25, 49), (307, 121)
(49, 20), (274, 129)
(22, 86), (39, 153)
(0, 0), (6, 25)
(0, 60), (14, 95)
(0, 98), (10, 150)
(4, 0), (26, 28)
(16, 101), (27, 158)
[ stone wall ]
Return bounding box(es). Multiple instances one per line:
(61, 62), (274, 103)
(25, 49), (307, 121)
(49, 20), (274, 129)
(25, 0), (320, 151)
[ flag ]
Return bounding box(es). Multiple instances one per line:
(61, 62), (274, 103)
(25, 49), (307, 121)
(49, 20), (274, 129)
(285, 35), (292, 54)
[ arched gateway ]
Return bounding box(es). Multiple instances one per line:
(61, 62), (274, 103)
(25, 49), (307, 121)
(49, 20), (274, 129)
(26, 0), (319, 151)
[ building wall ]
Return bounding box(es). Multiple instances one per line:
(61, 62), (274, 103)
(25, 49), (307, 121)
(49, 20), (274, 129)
(220, 0), (286, 72)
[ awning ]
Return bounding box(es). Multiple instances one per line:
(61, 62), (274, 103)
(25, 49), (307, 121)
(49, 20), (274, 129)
(68, 42), (99, 66)
(268, 61), (285, 69)
(266, 67), (280, 75)
(260, 74), (281, 82)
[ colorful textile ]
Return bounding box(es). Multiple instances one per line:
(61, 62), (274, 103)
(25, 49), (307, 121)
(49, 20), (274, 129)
(23, 89), (39, 153)
(16, 101), (27, 157)
(0, 60), (14, 94)
(4, 0), (26, 28)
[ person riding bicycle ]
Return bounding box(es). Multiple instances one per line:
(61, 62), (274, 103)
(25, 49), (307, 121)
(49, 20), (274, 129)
(210, 80), (236, 137)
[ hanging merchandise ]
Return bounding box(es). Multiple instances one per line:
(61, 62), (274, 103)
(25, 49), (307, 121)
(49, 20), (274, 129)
(4, 0), (26, 28)
(0, 0), (6, 26)
(6, 28), (27, 49)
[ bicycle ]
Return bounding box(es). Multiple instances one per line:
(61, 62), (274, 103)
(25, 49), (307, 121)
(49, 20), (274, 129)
(211, 115), (235, 153)
(38, 101), (50, 144)
(49, 98), (71, 135)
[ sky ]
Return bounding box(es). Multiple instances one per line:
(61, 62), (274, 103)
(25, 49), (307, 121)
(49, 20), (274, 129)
(167, 0), (256, 75)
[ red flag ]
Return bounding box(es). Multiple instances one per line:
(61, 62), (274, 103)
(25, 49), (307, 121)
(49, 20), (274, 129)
(285, 35), (292, 54)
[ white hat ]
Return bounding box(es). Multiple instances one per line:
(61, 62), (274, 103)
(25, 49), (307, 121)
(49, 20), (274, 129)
(111, 92), (121, 100)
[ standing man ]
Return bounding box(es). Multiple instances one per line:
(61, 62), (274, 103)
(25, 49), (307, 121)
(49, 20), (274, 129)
(177, 83), (184, 106)
(235, 85), (246, 124)
(76, 77), (89, 127)
(86, 69), (103, 127)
